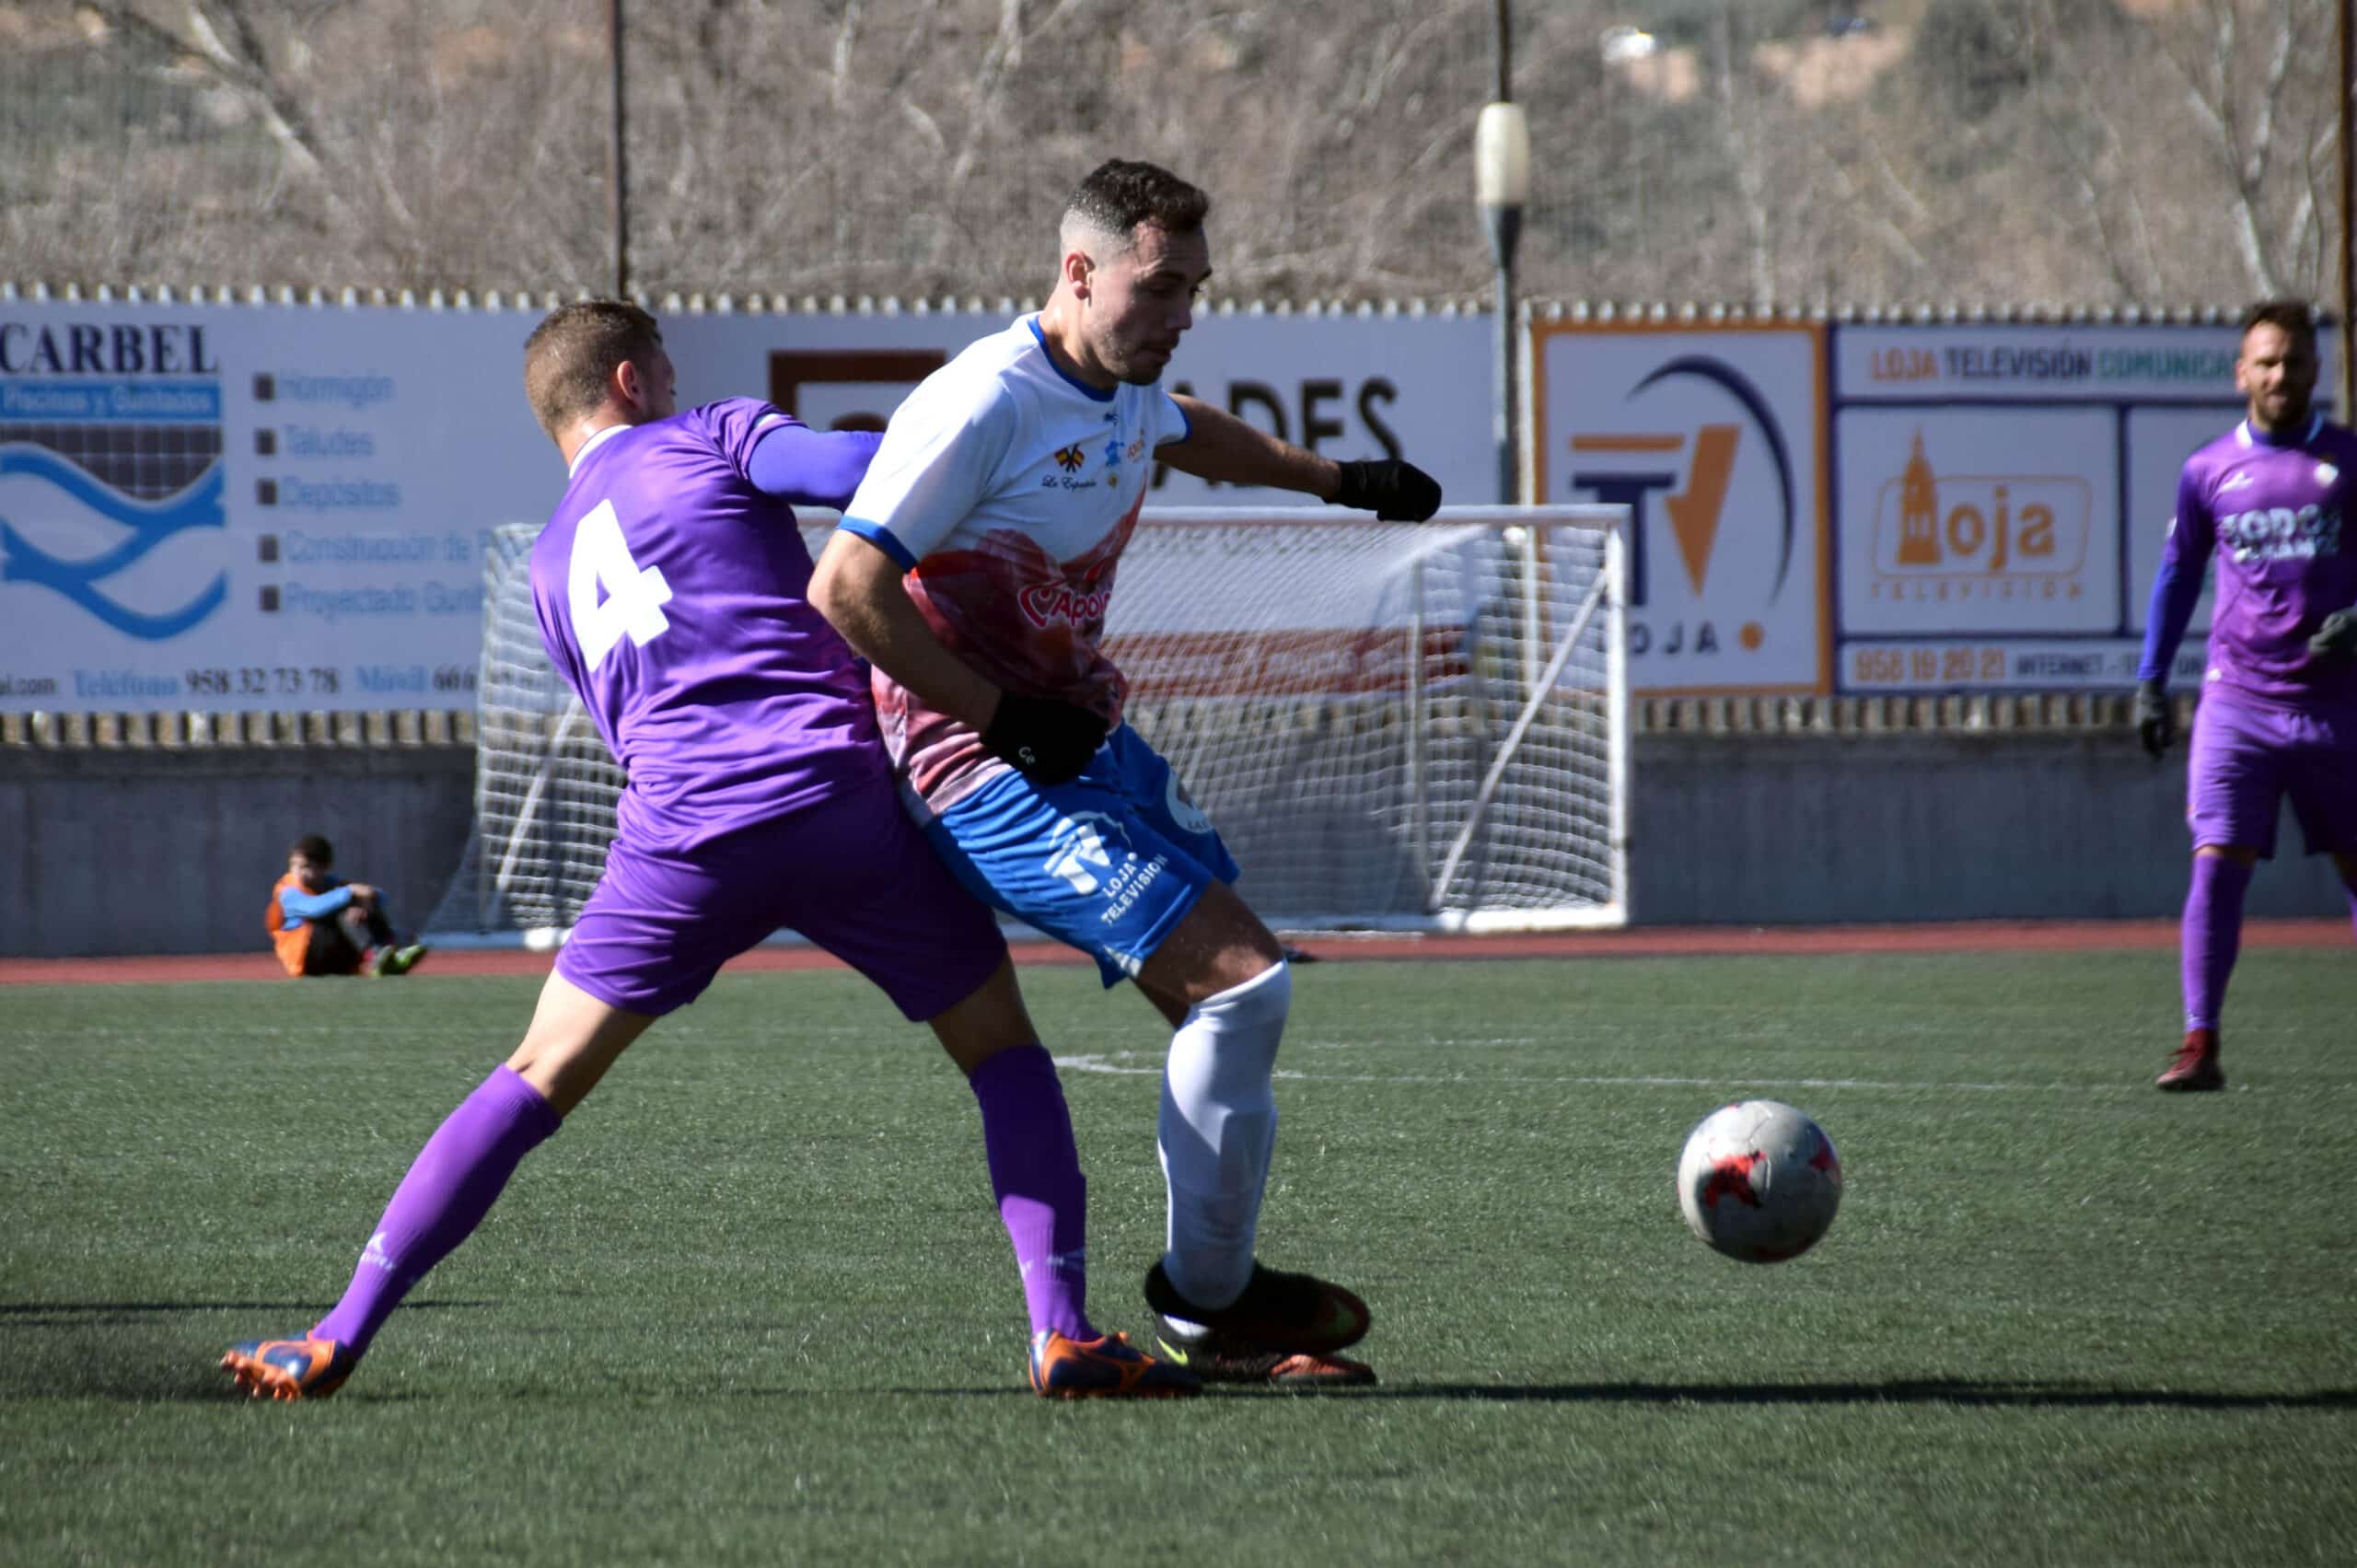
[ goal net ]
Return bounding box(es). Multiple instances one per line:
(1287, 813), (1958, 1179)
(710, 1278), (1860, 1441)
(427, 505), (1628, 944)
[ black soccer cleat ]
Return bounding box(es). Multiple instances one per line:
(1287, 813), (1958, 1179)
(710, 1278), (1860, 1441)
(1148, 1330), (1377, 1388)
(1143, 1260), (1370, 1358)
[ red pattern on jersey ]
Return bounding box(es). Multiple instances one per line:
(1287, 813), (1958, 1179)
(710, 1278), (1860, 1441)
(883, 493), (1145, 807)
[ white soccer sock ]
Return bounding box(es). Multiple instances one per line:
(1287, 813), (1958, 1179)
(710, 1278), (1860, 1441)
(1157, 959), (1291, 1312)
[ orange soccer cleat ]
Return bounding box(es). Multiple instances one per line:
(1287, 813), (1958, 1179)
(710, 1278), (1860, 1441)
(220, 1337), (356, 1400)
(1025, 1330), (1201, 1400)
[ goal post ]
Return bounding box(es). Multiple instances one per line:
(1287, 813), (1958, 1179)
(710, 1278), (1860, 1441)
(1104, 505), (1629, 932)
(426, 505), (1630, 945)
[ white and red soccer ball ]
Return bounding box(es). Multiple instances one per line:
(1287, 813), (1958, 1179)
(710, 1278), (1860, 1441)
(1677, 1099), (1843, 1263)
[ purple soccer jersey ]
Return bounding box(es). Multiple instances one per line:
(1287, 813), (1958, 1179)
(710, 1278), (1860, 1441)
(531, 399), (888, 855)
(530, 397), (1008, 1018)
(2143, 415), (2357, 705)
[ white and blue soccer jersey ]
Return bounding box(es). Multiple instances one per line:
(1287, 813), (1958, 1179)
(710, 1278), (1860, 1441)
(838, 316), (1191, 810)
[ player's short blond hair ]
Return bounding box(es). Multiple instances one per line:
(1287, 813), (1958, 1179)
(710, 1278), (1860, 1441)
(523, 300), (663, 441)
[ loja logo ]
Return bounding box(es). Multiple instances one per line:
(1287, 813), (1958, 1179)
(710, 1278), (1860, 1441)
(1567, 356), (1798, 658)
(1870, 429), (2090, 603)
(1017, 578), (1112, 629)
(1043, 812), (1127, 895)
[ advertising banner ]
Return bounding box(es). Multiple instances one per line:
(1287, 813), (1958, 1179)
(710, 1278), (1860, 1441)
(0, 298), (1492, 714)
(0, 300), (551, 714)
(664, 306), (1494, 510)
(1829, 321), (2339, 692)
(1530, 321), (1831, 695)
(1105, 512), (1504, 698)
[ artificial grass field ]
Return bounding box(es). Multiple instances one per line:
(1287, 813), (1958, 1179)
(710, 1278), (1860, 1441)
(4, 947), (2352, 1565)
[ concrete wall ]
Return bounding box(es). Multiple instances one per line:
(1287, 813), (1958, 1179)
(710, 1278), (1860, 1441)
(1629, 730), (2351, 925)
(1, 731), (2347, 958)
(0, 744), (475, 958)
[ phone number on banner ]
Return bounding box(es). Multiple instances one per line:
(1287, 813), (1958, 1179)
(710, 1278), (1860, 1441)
(1842, 640), (2207, 691)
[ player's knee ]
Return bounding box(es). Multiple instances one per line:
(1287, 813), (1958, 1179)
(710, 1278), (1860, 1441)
(2194, 843), (2260, 868)
(1211, 957), (1290, 1029)
(1190, 958), (1290, 1087)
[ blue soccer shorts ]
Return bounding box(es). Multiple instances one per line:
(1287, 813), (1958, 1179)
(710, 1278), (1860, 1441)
(923, 726), (1242, 988)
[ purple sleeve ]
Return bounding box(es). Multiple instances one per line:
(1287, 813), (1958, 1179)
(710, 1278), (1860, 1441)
(748, 423), (884, 509)
(279, 882), (354, 922)
(2136, 463), (2216, 682)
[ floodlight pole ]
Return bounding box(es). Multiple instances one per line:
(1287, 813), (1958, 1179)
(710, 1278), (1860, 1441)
(608, 0), (632, 299)
(1478, 2), (1529, 505)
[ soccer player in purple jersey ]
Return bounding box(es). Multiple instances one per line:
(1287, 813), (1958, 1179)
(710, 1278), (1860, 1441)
(2134, 299), (2357, 1092)
(219, 301), (1196, 1401)
(810, 160), (1443, 1387)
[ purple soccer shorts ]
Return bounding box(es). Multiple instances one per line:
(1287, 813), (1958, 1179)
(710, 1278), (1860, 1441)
(2185, 689), (2357, 860)
(558, 781), (1007, 1019)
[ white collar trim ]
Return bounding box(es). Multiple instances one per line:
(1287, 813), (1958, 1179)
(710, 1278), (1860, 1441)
(567, 422), (632, 477)
(2237, 413), (2323, 449)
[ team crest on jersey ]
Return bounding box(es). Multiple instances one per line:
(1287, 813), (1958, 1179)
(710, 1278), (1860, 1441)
(1053, 443), (1086, 472)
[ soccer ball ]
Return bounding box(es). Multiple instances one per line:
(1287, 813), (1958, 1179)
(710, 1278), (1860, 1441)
(1676, 1099), (1842, 1263)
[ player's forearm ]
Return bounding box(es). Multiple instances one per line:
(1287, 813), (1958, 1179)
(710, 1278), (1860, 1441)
(808, 534), (1002, 730)
(1160, 396), (1340, 498)
(2136, 556), (2203, 681)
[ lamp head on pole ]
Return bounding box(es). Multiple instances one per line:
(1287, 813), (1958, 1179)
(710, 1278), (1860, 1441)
(1475, 101), (1530, 210)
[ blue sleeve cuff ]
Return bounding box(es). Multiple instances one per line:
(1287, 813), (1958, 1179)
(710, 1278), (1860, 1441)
(835, 518), (918, 572)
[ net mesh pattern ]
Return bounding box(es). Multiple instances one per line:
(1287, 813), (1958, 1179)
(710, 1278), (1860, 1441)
(429, 509), (1622, 937)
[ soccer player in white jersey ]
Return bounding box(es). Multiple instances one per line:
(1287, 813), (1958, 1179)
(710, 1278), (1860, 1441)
(810, 159), (1443, 1387)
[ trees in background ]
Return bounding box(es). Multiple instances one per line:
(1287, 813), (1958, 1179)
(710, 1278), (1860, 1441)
(6, 0), (2344, 307)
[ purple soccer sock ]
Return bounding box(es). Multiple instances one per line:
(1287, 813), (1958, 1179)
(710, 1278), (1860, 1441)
(310, 1065), (560, 1353)
(968, 1044), (1093, 1341)
(2181, 854), (2254, 1032)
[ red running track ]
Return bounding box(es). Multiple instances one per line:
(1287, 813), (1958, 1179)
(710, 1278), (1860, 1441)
(2, 919), (2346, 986)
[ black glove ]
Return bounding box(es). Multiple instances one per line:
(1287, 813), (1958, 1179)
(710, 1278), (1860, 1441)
(2133, 679), (2175, 760)
(2309, 609), (2357, 661)
(1330, 459), (1443, 522)
(982, 692), (1108, 784)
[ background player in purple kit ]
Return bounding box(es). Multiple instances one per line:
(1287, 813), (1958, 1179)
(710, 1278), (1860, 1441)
(218, 301), (1197, 1402)
(810, 160), (1442, 1387)
(2134, 298), (2357, 1091)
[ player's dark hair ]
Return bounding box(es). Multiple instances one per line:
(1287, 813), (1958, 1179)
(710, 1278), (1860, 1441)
(1063, 160), (1210, 250)
(292, 833), (333, 865)
(524, 299), (663, 441)
(2239, 298), (2316, 349)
